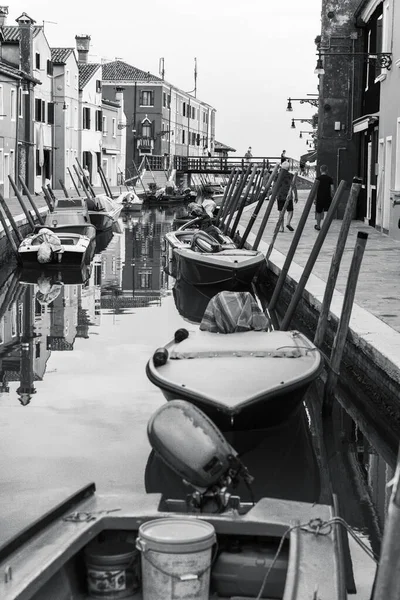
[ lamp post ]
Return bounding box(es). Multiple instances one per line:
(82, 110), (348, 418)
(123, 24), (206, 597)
(299, 130), (314, 139)
(287, 95), (319, 111)
(291, 118), (313, 129)
(314, 51), (393, 75)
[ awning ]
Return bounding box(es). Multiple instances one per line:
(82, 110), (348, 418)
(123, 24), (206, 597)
(353, 112), (379, 133)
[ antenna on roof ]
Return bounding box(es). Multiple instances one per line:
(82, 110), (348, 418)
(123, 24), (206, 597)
(42, 20), (57, 31)
(159, 57), (165, 81)
(194, 57), (197, 98)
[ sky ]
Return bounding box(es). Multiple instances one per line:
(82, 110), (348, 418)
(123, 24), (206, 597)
(7, 0), (322, 159)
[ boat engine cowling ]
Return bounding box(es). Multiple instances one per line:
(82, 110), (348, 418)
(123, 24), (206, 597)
(147, 400), (249, 491)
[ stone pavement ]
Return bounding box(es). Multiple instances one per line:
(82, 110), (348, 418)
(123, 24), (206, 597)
(239, 189), (400, 334)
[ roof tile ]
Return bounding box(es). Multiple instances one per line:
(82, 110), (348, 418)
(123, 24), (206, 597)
(78, 63), (101, 89)
(51, 48), (74, 64)
(102, 60), (161, 82)
(1, 25), (42, 42)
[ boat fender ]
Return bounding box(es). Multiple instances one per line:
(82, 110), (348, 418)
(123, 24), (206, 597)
(174, 328), (189, 343)
(153, 348), (169, 367)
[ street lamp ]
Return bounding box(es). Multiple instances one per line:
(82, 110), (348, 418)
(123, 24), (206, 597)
(299, 130), (314, 139)
(314, 51), (393, 75)
(286, 95), (319, 111)
(291, 118), (313, 129)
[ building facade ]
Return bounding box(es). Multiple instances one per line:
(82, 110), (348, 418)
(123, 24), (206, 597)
(102, 60), (216, 178)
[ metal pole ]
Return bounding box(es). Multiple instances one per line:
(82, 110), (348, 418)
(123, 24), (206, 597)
(0, 205), (19, 258)
(265, 173), (298, 262)
(323, 231), (368, 410)
(8, 175), (35, 231)
(41, 186), (54, 212)
(268, 179), (319, 311)
(314, 178), (362, 348)
(17, 175), (45, 225)
(252, 168), (286, 251)
(280, 180), (347, 331)
(59, 179), (69, 198)
(67, 167), (81, 197)
(238, 164), (279, 249)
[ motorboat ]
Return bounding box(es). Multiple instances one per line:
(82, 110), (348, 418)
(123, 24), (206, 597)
(18, 198), (96, 268)
(165, 221), (235, 278)
(19, 264), (92, 286)
(0, 401), (346, 600)
(87, 194), (123, 231)
(118, 190), (144, 211)
(146, 291), (323, 430)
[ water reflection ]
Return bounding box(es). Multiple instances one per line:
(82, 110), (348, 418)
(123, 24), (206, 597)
(0, 207), (175, 405)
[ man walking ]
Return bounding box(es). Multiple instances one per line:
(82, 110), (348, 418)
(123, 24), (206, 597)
(276, 161), (298, 232)
(315, 165), (334, 230)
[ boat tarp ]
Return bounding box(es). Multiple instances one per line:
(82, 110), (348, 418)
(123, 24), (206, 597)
(200, 291), (269, 333)
(95, 194), (119, 212)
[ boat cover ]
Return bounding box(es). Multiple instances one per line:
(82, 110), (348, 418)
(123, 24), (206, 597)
(200, 291), (269, 333)
(95, 194), (119, 212)
(30, 228), (64, 263)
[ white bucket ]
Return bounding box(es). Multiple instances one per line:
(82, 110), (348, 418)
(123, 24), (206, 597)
(136, 518), (216, 600)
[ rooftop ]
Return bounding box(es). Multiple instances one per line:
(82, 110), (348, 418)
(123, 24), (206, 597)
(51, 48), (75, 65)
(102, 60), (161, 83)
(78, 62), (101, 89)
(1, 25), (42, 42)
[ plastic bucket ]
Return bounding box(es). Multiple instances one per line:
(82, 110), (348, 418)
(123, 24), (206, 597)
(85, 539), (140, 599)
(136, 518), (216, 600)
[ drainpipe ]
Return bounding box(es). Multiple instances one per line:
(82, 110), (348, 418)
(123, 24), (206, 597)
(337, 147), (347, 188)
(15, 79), (21, 187)
(168, 85), (172, 161)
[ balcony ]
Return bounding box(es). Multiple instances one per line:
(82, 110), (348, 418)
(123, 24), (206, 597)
(137, 138), (154, 150)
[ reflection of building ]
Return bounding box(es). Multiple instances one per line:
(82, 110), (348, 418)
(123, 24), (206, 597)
(46, 285), (79, 351)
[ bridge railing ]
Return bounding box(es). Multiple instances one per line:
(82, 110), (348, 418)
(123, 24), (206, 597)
(174, 155), (283, 172)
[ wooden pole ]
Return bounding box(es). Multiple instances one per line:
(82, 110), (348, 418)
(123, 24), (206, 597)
(41, 186), (54, 212)
(314, 178), (362, 348)
(252, 168), (286, 251)
(73, 165), (92, 201)
(0, 205), (19, 258)
(238, 164), (279, 249)
(265, 173), (298, 262)
(225, 164), (258, 235)
(268, 179), (319, 312)
(97, 167), (109, 196)
(0, 273), (22, 321)
(132, 159), (147, 193)
(215, 167), (235, 224)
(75, 157), (96, 197)
(231, 164), (266, 236)
(98, 164), (113, 198)
(217, 168), (241, 227)
(279, 180), (347, 331)
(222, 163), (252, 234)
(18, 175), (45, 225)
(323, 231), (368, 411)
(373, 444), (400, 600)
(0, 193), (22, 243)
(47, 184), (56, 202)
(59, 179), (69, 198)
(67, 167), (81, 197)
(8, 175), (35, 230)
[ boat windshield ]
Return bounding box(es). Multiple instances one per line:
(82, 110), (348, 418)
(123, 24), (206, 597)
(44, 214), (87, 225)
(55, 199), (85, 209)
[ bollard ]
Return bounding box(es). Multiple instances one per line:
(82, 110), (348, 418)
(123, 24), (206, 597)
(279, 180), (347, 331)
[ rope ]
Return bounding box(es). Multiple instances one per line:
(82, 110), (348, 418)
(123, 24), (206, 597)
(255, 516), (378, 600)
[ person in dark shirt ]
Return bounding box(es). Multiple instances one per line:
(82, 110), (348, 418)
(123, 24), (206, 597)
(280, 150), (287, 163)
(276, 161), (298, 232)
(315, 165), (334, 230)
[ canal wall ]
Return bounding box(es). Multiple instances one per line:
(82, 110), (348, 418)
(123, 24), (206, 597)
(238, 226), (400, 456)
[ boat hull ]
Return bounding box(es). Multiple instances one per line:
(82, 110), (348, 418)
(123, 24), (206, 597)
(175, 247), (266, 288)
(146, 329), (323, 431)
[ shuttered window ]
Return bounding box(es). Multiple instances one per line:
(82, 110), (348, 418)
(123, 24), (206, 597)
(83, 107), (91, 130)
(47, 102), (55, 124)
(140, 91), (154, 106)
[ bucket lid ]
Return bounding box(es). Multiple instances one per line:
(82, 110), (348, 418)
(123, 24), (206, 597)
(138, 518), (216, 553)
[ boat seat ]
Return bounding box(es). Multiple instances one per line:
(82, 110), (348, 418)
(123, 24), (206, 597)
(190, 230), (222, 253)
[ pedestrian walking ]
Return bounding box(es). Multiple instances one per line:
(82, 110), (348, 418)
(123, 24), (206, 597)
(82, 165), (91, 188)
(314, 164), (334, 230)
(245, 146), (253, 164)
(276, 161), (298, 232)
(280, 149), (287, 163)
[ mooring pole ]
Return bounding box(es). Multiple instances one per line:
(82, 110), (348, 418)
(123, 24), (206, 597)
(279, 180), (347, 331)
(75, 158), (96, 197)
(225, 164), (258, 235)
(73, 165), (92, 201)
(59, 179), (69, 198)
(373, 444), (400, 600)
(268, 180), (319, 312)
(67, 167), (81, 197)
(98, 164), (113, 198)
(8, 176), (35, 231)
(215, 167), (236, 224)
(265, 173), (298, 262)
(323, 231), (368, 413)
(251, 168), (286, 251)
(231, 163), (265, 237)
(314, 178), (362, 349)
(18, 175), (45, 225)
(0, 192), (23, 242)
(222, 163), (252, 234)
(47, 184), (56, 202)
(238, 164), (279, 249)
(0, 205), (19, 258)
(41, 186), (54, 212)
(217, 168), (241, 227)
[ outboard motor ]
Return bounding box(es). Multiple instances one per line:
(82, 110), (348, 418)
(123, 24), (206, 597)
(147, 400), (253, 510)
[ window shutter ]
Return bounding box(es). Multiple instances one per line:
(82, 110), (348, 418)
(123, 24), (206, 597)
(35, 98), (39, 121)
(47, 102), (54, 125)
(150, 91), (154, 106)
(183, 102), (186, 117)
(42, 100), (46, 123)
(151, 121), (155, 139)
(139, 91), (143, 105)
(87, 108), (91, 129)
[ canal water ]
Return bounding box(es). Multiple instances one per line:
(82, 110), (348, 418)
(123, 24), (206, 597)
(0, 205), (393, 597)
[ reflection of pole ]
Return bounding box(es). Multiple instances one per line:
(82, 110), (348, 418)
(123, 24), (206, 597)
(17, 286), (36, 406)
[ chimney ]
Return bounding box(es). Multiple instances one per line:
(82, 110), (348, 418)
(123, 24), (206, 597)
(75, 35), (91, 64)
(16, 12), (35, 75)
(0, 6), (8, 27)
